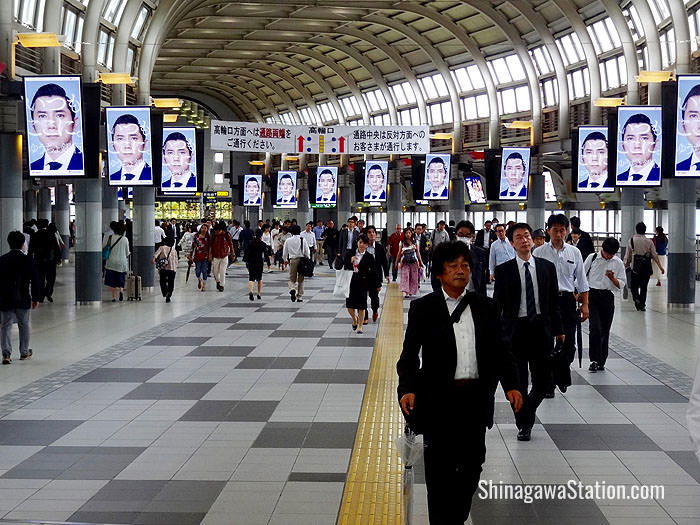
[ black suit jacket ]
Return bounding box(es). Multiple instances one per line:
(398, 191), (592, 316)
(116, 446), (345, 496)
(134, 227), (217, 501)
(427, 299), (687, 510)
(0, 250), (41, 310)
(475, 229), (497, 249)
(338, 229), (359, 259)
(468, 245), (488, 296)
(566, 230), (594, 261)
(493, 257), (563, 344)
(369, 242), (389, 287)
(397, 291), (519, 431)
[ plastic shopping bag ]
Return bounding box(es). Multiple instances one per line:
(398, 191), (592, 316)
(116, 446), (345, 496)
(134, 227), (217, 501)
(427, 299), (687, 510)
(333, 269), (353, 298)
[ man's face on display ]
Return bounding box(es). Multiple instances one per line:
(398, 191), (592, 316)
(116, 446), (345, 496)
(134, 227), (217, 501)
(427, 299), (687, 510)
(504, 158), (526, 189)
(279, 177), (294, 197)
(319, 172), (335, 196)
(113, 123), (146, 168)
(31, 95), (76, 154)
(510, 227), (533, 254)
(427, 160), (447, 190)
(246, 179), (260, 201)
(681, 95), (700, 151)
(495, 225), (506, 240)
(367, 168), (385, 193)
(164, 139), (192, 178)
(581, 139), (608, 180)
(622, 121), (656, 168)
(438, 256), (471, 290)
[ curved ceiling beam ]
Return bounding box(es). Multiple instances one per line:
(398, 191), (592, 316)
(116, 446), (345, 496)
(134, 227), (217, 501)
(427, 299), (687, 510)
(179, 88), (247, 121)
(214, 76), (279, 119)
(199, 82), (264, 122)
(555, 0), (603, 123)
(81, 0), (107, 82)
(599, 0), (639, 105)
(243, 63), (325, 123)
(227, 69), (303, 123)
(628, 0), (663, 103)
(392, 2), (498, 145)
(458, 1), (543, 144)
(509, 0), (571, 141)
(668, 0), (691, 75)
(112, 0), (144, 104)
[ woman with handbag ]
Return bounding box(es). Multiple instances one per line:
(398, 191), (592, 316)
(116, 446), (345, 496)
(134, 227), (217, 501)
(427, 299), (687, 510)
(261, 224), (274, 273)
(191, 224), (212, 292)
(102, 221), (130, 302)
(210, 221), (233, 292)
(344, 234), (376, 334)
(244, 230), (267, 301)
(397, 228), (424, 299)
(623, 222), (664, 311)
(151, 236), (179, 302)
(652, 226), (668, 287)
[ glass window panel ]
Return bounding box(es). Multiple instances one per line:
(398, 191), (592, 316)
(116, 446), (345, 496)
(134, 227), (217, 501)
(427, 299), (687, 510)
(556, 36), (576, 65)
(391, 83), (408, 106)
(432, 74), (449, 97)
(466, 65), (485, 89)
(62, 8), (77, 48)
(505, 55), (526, 80)
(491, 58), (512, 83)
(462, 96), (477, 120)
(453, 68), (473, 91)
(532, 46), (553, 75)
(75, 14), (84, 54)
(617, 55), (627, 85)
(441, 101), (453, 123)
(567, 72), (574, 97)
(604, 18), (622, 48)
(668, 28), (676, 64)
(126, 46), (135, 75)
(652, 0), (670, 20)
(660, 31), (670, 67)
(515, 86), (530, 112)
(410, 107), (419, 125)
(399, 108), (411, 125)
(605, 58), (619, 89)
(130, 6), (150, 40)
(20, 0), (38, 27)
(583, 67), (590, 95)
(500, 89), (517, 114)
(98, 28), (110, 65)
(475, 94), (489, 118)
(403, 83), (417, 104)
(420, 76), (439, 99)
(430, 103), (443, 125)
(573, 69), (585, 98)
(107, 33), (115, 68)
(624, 6), (642, 40)
(579, 211), (593, 232)
(102, 0), (126, 24)
(593, 210), (607, 232)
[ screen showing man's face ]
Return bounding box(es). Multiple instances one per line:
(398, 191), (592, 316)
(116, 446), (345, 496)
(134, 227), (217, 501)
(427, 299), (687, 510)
(427, 161), (446, 189)
(622, 122), (656, 166)
(681, 95), (700, 149)
(246, 180), (260, 200)
(581, 139), (607, 179)
(504, 159), (525, 189)
(113, 123), (145, 167)
(279, 177), (294, 197)
(164, 140), (191, 177)
(32, 95), (76, 152)
(367, 168), (384, 192)
(319, 173), (335, 196)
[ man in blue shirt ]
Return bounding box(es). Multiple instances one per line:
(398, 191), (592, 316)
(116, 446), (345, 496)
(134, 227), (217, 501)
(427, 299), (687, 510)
(489, 224), (515, 281)
(312, 220), (325, 265)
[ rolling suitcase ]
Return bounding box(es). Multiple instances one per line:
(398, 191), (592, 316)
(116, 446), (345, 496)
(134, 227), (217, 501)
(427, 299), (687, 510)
(126, 272), (142, 301)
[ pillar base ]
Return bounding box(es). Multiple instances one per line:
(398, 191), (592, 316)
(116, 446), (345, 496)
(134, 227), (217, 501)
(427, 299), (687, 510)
(668, 303), (695, 312)
(76, 301), (102, 306)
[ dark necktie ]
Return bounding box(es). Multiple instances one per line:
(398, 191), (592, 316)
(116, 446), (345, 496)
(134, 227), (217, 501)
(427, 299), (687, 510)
(508, 191), (515, 197)
(590, 182), (599, 188)
(124, 173), (135, 181)
(48, 162), (61, 170)
(174, 182), (182, 188)
(632, 173), (643, 182)
(450, 294), (470, 324)
(523, 262), (537, 321)
(695, 162), (700, 170)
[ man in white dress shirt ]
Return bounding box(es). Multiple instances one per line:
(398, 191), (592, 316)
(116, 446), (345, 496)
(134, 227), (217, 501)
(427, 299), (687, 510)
(282, 224), (311, 302)
(488, 224), (515, 281)
(583, 237), (626, 372)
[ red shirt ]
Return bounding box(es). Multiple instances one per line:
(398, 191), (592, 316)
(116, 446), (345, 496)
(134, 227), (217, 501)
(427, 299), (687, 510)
(387, 232), (404, 258)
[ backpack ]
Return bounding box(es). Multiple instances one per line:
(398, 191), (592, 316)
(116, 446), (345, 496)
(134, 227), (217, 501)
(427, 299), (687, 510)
(630, 239), (653, 277)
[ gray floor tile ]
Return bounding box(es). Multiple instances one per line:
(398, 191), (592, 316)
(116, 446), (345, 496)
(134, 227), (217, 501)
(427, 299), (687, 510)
(187, 346), (255, 357)
(667, 451), (700, 483)
(145, 337), (211, 346)
(288, 472), (346, 482)
(292, 312), (338, 318)
(256, 307), (300, 312)
(0, 420), (83, 445)
(228, 323), (282, 331)
(191, 317), (243, 324)
(135, 511), (207, 524)
(253, 422), (311, 448)
(90, 479), (169, 501)
(69, 511), (139, 523)
(593, 385), (689, 403)
(76, 368), (163, 383)
(318, 337), (375, 347)
(123, 383), (216, 400)
(294, 369), (369, 384)
(227, 401), (279, 422)
(303, 422), (357, 449)
(154, 480), (226, 502)
(179, 401), (239, 422)
(545, 424), (661, 451)
(269, 330), (327, 338)
(223, 303), (261, 308)
(235, 357), (276, 369)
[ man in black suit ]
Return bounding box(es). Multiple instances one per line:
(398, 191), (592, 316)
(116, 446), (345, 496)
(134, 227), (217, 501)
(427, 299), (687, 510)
(566, 216), (595, 261)
(365, 226), (389, 323)
(616, 113), (660, 184)
(337, 216), (360, 263)
(493, 223), (564, 442)
(108, 113), (152, 183)
(455, 220), (488, 296)
(0, 231), (41, 364)
(364, 164), (387, 201)
(398, 241), (522, 524)
(475, 220), (497, 250)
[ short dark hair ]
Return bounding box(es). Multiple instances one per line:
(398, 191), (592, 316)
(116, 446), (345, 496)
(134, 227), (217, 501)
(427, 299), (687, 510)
(635, 222), (647, 234)
(349, 216), (358, 222)
(506, 222), (532, 242)
(358, 233), (369, 245)
(306, 221), (313, 227)
(504, 152), (527, 172)
(546, 214), (570, 229)
(581, 131), (608, 153)
(484, 220), (492, 226)
(279, 173), (294, 185)
(319, 169), (335, 181)
(437, 220), (446, 226)
(455, 220), (475, 235)
(367, 164), (384, 175)
(494, 223), (506, 232)
(365, 225), (376, 234)
(111, 114), (145, 141)
(246, 177), (260, 189)
(681, 84), (700, 120)
(426, 156), (446, 171)
(163, 132), (193, 155)
(7, 231), (25, 250)
(570, 216), (581, 228)
(111, 221), (125, 235)
(622, 113), (657, 142)
(30, 83), (75, 120)
(432, 240), (472, 277)
(290, 224), (301, 235)
(601, 237), (620, 255)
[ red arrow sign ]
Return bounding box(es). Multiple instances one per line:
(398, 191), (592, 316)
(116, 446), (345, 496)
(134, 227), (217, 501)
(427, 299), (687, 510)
(297, 136), (304, 152)
(338, 136), (346, 153)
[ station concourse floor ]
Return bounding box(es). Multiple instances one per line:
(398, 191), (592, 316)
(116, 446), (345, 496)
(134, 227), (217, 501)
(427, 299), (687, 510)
(0, 260), (698, 524)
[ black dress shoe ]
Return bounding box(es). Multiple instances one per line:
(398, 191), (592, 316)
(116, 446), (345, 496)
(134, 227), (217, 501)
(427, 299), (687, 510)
(290, 290), (296, 302)
(46, 296), (53, 303)
(517, 428), (531, 441)
(597, 364), (605, 371)
(588, 362), (598, 373)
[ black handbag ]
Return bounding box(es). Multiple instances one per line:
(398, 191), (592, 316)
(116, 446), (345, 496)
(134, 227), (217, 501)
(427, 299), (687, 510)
(630, 239), (653, 277)
(298, 256), (315, 277)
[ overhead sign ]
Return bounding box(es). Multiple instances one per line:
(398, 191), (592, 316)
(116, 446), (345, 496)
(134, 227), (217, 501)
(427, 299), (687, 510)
(211, 120), (429, 154)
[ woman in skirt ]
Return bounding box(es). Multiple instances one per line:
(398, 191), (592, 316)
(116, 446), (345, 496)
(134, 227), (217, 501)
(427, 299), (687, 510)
(103, 221), (130, 302)
(344, 233), (376, 334)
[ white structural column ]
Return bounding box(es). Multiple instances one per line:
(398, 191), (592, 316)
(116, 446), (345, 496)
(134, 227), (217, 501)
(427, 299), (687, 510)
(0, 133), (23, 257)
(448, 162), (466, 224)
(24, 190), (37, 221)
(102, 175), (119, 234)
(74, 179), (103, 304)
(55, 184), (70, 261)
(386, 168), (403, 233)
(38, 187), (52, 221)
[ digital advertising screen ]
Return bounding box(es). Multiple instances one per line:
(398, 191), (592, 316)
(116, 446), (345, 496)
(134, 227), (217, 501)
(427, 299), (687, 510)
(576, 126), (613, 192)
(363, 160), (388, 203)
(106, 106), (153, 187)
(615, 106), (662, 187)
(315, 166), (338, 206)
(423, 154), (450, 200)
(275, 170), (297, 208)
(243, 174), (263, 206)
(117, 187), (134, 200)
(499, 147), (530, 200)
(675, 75), (700, 177)
(465, 176), (486, 204)
(24, 75), (85, 177)
(161, 127), (197, 192)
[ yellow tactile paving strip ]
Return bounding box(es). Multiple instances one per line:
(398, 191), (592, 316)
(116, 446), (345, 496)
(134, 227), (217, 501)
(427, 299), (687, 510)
(337, 283), (406, 525)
